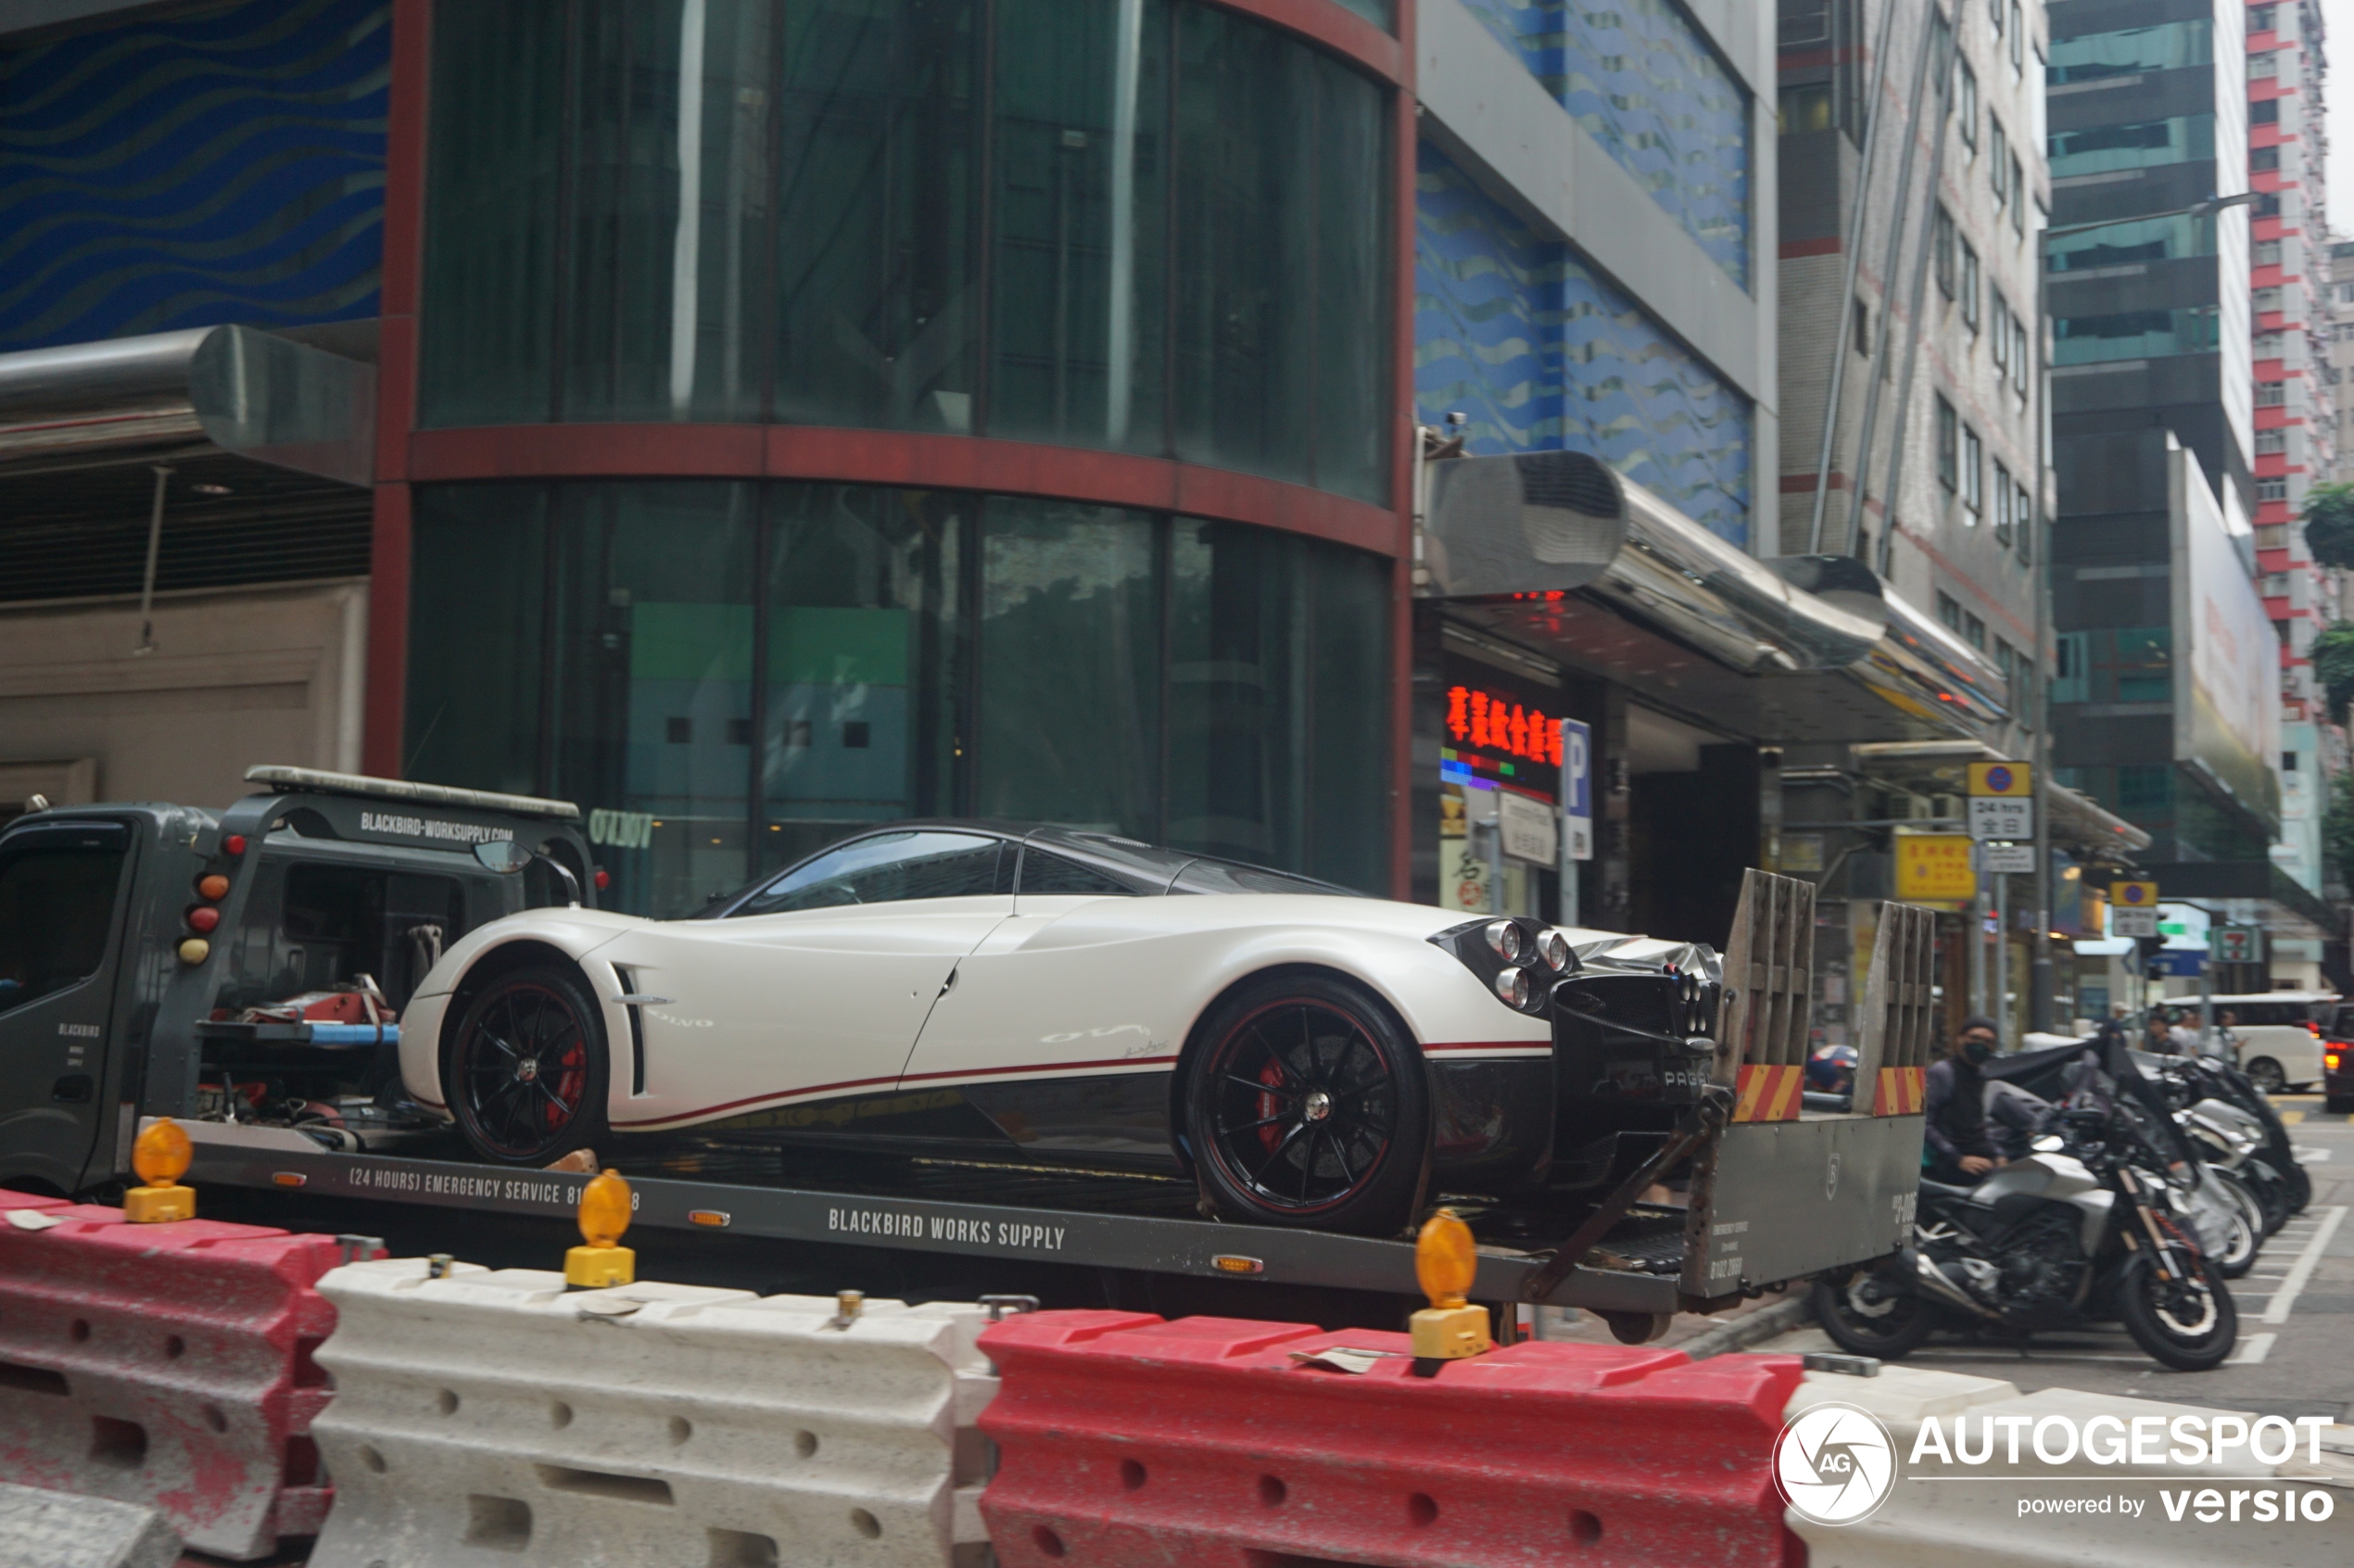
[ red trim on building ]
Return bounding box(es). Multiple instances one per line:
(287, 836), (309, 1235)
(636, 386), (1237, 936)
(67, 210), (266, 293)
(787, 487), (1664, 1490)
(1779, 471), (1849, 493)
(1211, 0), (1404, 83)
(407, 424), (1402, 557)
(364, 0), (431, 777)
(1779, 236), (1842, 259)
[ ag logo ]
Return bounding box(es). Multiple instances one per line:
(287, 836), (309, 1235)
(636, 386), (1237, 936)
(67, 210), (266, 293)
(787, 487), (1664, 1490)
(1774, 1400), (1896, 1526)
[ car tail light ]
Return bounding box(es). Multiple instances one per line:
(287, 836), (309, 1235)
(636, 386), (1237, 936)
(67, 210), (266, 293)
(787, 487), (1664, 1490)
(1536, 928), (1571, 969)
(2329, 1052), (2343, 1072)
(594, 867), (612, 891)
(1495, 967), (1533, 1009)
(185, 905), (220, 933)
(221, 834), (246, 856)
(2307, 1021), (2322, 1037)
(1484, 920), (1524, 962)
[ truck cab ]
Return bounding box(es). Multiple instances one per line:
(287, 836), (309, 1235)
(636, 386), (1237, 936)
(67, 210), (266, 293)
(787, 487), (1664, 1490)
(0, 767), (591, 1195)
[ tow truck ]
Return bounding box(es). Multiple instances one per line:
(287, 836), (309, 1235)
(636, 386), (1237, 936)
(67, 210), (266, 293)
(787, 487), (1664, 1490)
(0, 768), (1930, 1337)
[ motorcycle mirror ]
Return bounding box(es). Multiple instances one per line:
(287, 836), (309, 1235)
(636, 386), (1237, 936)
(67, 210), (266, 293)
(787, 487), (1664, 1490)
(473, 840), (533, 874)
(2031, 1134), (2065, 1154)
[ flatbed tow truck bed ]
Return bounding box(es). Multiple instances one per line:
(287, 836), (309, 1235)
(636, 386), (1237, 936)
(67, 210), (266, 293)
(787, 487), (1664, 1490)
(175, 1099), (1924, 1328)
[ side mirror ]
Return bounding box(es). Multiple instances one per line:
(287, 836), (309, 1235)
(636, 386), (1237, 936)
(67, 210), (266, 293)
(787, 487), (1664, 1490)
(2031, 1133), (2065, 1154)
(474, 840), (533, 874)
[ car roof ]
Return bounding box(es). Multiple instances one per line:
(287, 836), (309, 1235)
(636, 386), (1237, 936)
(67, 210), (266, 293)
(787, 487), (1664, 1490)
(695, 819), (1362, 917)
(2207, 993), (2340, 1005)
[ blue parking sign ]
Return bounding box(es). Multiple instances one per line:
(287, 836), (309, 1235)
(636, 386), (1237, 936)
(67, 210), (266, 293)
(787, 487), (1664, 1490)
(1561, 718), (1592, 861)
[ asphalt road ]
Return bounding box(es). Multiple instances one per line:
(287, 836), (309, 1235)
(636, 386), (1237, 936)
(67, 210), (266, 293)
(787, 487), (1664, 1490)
(1754, 1096), (2354, 1422)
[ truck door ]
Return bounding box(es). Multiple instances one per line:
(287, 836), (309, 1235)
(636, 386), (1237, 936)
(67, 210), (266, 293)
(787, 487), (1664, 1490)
(0, 820), (134, 1191)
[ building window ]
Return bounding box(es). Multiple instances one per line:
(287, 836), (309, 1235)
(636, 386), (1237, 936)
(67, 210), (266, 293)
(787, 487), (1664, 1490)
(2252, 145), (2281, 173)
(1934, 207), (1957, 297)
(2255, 332), (2285, 358)
(2052, 631), (2088, 702)
(2009, 2), (2023, 70)
(2047, 115), (2219, 178)
(1854, 297), (1872, 358)
(2255, 287), (2284, 313)
(2256, 429), (2287, 454)
(2256, 193), (2283, 219)
(1937, 591), (1962, 632)
(2336, 283), (2354, 305)
(1956, 58), (1978, 149)
(1993, 462), (2014, 542)
(2259, 476), (2289, 501)
(2252, 5), (2277, 32)
(2011, 159), (2025, 234)
(2014, 480), (2033, 561)
(2256, 240), (2283, 267)
(1991, 294), (2011, 370)
(2048, 20), (2213, 83)
(418, 0), (1395, 505)
(2249, 52), (2276, 80)
(407, 478), (1394, 912)
(1961, 427), (1983, 514)
(1779, 83), (1834, 134)
(2252, 97), (2280, 125)
(1960, 240), (1981, 330)
(1937, 398), (1959, 490)
(2259, 380), (2287, 406)
(2118, 765), (2172, 810)
(2011, 316), (2031, 391)
(2055, 306), (2220, 364)
(1964, 612), (1987, 651)
(1991, 120), (2009, 203)
(1994, 639), (2016, 686)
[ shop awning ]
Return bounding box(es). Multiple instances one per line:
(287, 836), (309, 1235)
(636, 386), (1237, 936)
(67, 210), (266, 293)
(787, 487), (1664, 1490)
(1419, 449), (2008, 743)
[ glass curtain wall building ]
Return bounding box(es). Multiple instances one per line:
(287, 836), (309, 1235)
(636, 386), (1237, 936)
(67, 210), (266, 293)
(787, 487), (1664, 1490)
(400, 0), (1402, 916)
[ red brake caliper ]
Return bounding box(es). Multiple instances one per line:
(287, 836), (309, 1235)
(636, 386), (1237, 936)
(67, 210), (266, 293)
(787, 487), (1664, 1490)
(1257, 1060), (1285, 1153)
(549, 1035), (586, 1130)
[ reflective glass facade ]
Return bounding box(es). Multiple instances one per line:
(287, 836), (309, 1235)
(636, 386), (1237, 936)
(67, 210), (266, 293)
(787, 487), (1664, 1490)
(418, 0), (1392, 502)
(1453, 0), (1751, 287)
(1413, 142), (1753, 545)
(407, 482), (1392, 915)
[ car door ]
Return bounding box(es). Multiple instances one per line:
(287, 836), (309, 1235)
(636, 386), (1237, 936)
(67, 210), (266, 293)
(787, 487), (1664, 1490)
(896, 844), (1180, 1162)
(0, 819), (135, 1191)
(594, 830), (1013, 1134)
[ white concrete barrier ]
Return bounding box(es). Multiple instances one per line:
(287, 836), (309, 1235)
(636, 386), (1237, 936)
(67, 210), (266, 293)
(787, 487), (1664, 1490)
(1783, 1364), (2350, 1566)
(307, 1260), (997, 1568)
(0, 1481), (181, 1568)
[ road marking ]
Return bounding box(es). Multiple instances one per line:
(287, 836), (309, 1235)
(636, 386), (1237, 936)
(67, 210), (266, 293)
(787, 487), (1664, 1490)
(2280, 1110), (2306, 1125)
(2261, 1205), (2347, 1325)
(2231, 1333), (2276, 1365)
(2293, 1145), (2332, 1162)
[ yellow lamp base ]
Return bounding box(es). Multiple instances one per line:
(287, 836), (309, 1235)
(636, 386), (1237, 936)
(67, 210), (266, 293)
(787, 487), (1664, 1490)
(122, 1183), (196, 1224)
(564, 1244), (635, 1289)
(1410, 1303), (1492, 1361)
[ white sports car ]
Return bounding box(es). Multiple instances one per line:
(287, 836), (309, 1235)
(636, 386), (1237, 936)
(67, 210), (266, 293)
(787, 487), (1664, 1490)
(401, 823), (1722, 1233)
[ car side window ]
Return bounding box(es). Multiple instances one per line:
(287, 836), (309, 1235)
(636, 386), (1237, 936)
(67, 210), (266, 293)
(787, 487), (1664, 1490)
(0, 826), (130, 1015)
(733, 832), (1005, 916)
(1018, 848), (1135, 897)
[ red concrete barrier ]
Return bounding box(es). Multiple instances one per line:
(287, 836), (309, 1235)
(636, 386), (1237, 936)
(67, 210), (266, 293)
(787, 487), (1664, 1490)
(979, 1311), (1804, 1568)
(0, 1202), (341, 1561)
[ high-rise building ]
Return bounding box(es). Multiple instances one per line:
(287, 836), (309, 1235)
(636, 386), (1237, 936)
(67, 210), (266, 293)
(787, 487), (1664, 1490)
(2048, 0), (2332, 993)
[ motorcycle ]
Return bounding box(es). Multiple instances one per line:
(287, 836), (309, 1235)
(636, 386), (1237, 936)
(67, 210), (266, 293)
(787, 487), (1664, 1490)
(1815, 1082), (2239, 1372)
(2148, 1051), (2308, 1228)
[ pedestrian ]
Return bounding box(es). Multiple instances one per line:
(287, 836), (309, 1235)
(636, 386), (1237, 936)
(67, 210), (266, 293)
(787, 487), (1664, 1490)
(2168, 1009), (2201, 1055)
(2144, 1009), (2181, 1056)
(2203, 1008), (2239, 1065)
(1924, 1015), (2006, 1184)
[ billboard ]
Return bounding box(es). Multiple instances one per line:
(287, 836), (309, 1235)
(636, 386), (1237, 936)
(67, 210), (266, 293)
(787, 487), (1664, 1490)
(2169, 439), (2281, 834)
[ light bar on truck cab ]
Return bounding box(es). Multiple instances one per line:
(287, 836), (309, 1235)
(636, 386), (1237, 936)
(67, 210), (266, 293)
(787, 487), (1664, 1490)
(243, 766), (581, 822)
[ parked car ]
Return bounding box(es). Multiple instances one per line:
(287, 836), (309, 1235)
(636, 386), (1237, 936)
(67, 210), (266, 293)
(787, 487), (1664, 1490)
(400, 820), (1732, 1234)
(2318, 1013), (2354, 1115)
(2202, 993), (2339, 1094)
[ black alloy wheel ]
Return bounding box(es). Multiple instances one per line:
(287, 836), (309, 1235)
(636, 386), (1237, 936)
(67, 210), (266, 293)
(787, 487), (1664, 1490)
(2115, 1244), (2238, 1372)
(445, 965), (610, 1166)
(1184, 974), (1428, 1236)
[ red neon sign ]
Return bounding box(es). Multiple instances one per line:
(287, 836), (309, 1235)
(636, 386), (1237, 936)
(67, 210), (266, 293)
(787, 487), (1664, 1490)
(1446, 685), (1563, 766)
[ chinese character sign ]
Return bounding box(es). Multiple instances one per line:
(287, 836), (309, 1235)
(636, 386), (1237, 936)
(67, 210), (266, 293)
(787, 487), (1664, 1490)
(1447, 685), (1563, 766)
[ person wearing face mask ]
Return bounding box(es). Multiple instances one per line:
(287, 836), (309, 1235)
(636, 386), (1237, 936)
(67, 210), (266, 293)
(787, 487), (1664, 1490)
(1923, 1016), (2006, 1183)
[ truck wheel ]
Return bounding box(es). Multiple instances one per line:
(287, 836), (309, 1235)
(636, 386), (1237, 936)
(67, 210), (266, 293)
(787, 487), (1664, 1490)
(445, 966), (610, 1167)
(1183, 974), (1428, 1237)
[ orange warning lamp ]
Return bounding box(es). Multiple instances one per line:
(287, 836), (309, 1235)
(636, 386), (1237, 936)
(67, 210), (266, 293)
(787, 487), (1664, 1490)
(124, 1118), (196, 1223)
(564, 1169), (635, 1288)
(1409, 1208), (1491, 1365)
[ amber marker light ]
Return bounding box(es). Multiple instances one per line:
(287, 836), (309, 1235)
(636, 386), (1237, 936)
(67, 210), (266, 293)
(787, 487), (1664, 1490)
(564, 1169), (636, 1288)
(123, 1118), (196, 1223)
(1409, 1208), (1491, 1372)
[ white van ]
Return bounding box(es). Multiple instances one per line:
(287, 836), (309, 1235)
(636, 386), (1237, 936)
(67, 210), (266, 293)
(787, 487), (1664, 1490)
(2205, 993), (2339, 1094)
